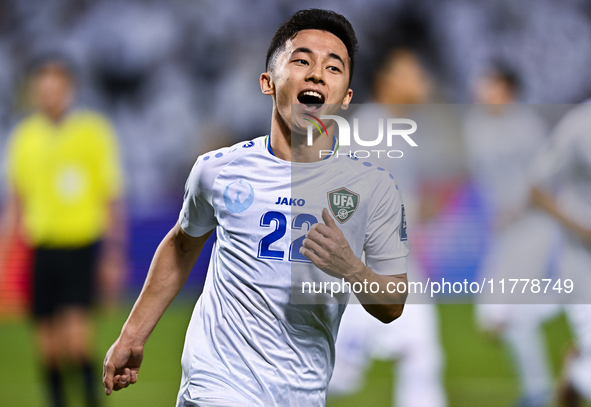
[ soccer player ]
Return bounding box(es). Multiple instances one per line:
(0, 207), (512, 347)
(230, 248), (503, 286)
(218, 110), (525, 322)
(0, 57), (125, 407)
(464, 63), (560, 407)
(530, 102), (591, 406)
(102, 9), (409, 407)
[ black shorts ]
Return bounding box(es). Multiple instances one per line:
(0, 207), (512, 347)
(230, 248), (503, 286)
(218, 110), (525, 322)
(32, 242), (100, 319)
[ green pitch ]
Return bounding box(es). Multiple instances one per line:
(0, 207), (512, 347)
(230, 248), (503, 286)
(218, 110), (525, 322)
(0, 302), (583, 407)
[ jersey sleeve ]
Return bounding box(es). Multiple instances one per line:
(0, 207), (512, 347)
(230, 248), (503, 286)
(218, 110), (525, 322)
(363, 172), (409, 276)
(178, 156), (219, 237)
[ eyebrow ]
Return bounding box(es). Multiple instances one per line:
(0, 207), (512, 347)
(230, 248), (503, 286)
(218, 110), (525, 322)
(291, 47), (346, 68)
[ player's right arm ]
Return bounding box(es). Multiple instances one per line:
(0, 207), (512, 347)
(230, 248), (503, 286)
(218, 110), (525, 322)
(102, 224), (212, 395)
(103, 149), (225, 394)
(529, 105), (591, 246)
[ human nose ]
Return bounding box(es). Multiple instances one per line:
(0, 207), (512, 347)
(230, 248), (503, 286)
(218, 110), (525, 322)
(305, 63), (324, 84)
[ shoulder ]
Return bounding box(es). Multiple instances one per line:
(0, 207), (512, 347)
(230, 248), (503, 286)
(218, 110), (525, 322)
(67, 109), (115, 135)
(185, 136), (267, 193)
(69, 109), (111, 124)
(332, 154), (401, 201)
(191, 136), (266, 173)
(7, 113), (45, 151)
(552, 104), (591, 146)
(199, 136), (265, 163)
(334, 154), (398, 184)
(11, 113), (44, 137)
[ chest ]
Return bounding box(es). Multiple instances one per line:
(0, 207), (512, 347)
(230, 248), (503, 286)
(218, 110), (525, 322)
(212, 165), (371, 262)
(23, 125), (96, 174)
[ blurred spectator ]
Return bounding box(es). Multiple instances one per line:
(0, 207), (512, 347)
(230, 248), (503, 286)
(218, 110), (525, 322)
(0, 57), (126, 407)
(77, 0), (203, 214)
(465, 62), (561, 407)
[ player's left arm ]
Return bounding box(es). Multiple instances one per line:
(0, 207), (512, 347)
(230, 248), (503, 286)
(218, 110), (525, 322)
(529, 117), (591, 247)
(301, 208), (407, 323)
(530, 186), (591, 247)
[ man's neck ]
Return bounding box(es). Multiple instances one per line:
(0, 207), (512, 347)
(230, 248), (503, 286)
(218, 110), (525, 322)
(42, 108), (68, 124)
(484, 103), (512, 116)
(269, 109), (335, 163)
(375, 94), (416, 117)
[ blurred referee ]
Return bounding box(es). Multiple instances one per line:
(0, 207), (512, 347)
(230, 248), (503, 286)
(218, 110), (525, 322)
(0, 56), (126, 407)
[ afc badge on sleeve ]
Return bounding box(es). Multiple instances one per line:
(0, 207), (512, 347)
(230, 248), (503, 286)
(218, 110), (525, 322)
(400, 204), (407, 241)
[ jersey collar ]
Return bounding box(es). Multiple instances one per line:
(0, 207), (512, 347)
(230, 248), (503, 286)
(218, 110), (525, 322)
(265, 134), (338, 161)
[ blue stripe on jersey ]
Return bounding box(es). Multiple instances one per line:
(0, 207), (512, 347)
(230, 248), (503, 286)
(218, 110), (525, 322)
(266, 135), (275, 157)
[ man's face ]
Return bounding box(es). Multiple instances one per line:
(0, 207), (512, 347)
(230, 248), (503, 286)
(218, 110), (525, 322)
(377, 51), (430, 104)
(474, 73), (515, 105)
(262, 29), (353, 134)
(31, 63), (74, 121)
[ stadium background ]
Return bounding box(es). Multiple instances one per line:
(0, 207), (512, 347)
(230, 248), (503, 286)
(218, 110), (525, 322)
(0, 0), (589, 406)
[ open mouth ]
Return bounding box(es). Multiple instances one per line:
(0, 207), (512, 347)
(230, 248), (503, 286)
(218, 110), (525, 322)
(297, 90), (325, 108)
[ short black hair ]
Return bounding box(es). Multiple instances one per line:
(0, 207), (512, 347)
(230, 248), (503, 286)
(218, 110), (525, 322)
(28, 52), (77, 80)
(488, 60), (521, 95)
(266, 9), (358, 83)
(365, 4), (439, 88)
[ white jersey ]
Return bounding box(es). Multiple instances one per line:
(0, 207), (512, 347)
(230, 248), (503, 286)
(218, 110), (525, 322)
(532, 104), (591, 230)
(531, 104), (591, 400)
(463, 105), (548, 217)
(463, 106), (560, 300)
(176, 135), (408, 407)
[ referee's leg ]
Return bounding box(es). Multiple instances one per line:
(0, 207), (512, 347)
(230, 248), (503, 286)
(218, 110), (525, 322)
(58, 244), (101, 407)
(33, 248), (65, 407)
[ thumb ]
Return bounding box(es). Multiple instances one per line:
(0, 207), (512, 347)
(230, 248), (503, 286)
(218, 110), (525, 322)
(103, 362), (115, 395)
(322, 208), (337, 229)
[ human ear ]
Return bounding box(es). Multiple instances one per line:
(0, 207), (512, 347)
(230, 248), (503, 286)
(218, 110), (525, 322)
(340, 88), (353, 110)
(260, 72), (275, 95)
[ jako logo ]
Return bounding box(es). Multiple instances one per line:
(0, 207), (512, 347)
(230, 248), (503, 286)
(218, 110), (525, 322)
(306, 116), (418, 147)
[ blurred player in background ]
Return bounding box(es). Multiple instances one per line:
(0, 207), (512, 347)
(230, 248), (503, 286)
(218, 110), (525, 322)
(464, 63), (560, 407)
(530, 102), (591, 407)
(0, 57), (126, 407)
(329, 48), (447, 407)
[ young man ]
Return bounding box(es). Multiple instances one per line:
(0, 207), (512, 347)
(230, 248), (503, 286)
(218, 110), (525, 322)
(103, 9), (409, 407)
(465, 64), (560, 407)
(0, 58), (125, 407)
(530, 102), (591, 407)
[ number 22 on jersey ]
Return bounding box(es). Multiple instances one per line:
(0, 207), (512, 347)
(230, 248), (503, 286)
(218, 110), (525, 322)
(257, 212), (318, 263)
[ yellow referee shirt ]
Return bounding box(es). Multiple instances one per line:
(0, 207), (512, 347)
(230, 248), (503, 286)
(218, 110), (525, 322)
(6, 110), (123, 248)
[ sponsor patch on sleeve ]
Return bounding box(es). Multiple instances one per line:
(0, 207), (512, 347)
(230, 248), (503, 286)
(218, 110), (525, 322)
(400, 204), (407, 241)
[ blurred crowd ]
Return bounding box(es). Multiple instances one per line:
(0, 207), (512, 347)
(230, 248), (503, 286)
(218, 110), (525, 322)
(1, 0), (591, 213)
